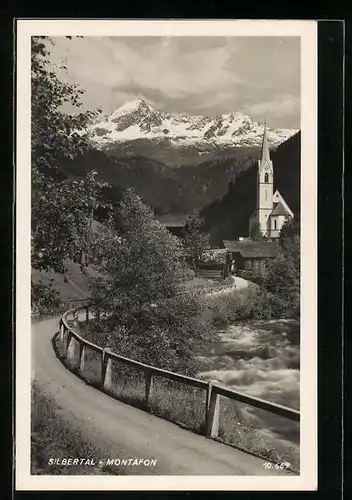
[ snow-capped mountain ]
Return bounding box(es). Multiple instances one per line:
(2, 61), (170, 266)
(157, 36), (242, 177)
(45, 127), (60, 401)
(87, 98), (298, 162)
(67, 99), (300, 214)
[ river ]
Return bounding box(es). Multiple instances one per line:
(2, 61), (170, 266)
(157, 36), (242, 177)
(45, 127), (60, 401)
(196, 319), (300, 454)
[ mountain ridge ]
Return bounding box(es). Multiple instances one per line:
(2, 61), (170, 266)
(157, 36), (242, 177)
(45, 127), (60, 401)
(87, 98), (299, 166)
(60, 100), (300, 219)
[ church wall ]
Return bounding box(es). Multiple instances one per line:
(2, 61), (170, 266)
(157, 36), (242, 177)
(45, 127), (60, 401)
(258, 209), (272, 237)
(276, 214), (287, 235)
(269, 214), (286, 238)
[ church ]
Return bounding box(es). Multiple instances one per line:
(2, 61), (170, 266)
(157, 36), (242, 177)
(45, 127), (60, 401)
(249, 125), (294, 239)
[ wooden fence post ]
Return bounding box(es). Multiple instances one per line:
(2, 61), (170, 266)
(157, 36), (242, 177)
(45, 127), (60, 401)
(204, 381), (211, 430)
(101, 348), (112, 390)
(62, 325), (68, 356)
(59, 320), (64, 343)
(86, 305), (89, 325)
(66, 333), (75, 365)
(73, 308), (79, 326)
(101, 349), (105, 385)
(145, 370), (154, 408)
(103, 357), (113, 392)
(205, 382), (220, 438)
(79, 344), (86, 375)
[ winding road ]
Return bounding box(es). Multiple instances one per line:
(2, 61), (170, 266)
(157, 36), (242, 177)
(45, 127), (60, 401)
(33, 316), (293, 476)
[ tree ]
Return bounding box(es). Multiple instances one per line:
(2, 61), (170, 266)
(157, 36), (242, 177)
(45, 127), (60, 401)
(261, 216), (300, 318)
(279, 216), (300, 268)
(262, 252), (299, 305)
(31, 36), (108, 274)
(183, 212), (210, 270)
(31, 37), (99, 177)
(32, 171), (110, 273)
(89, 189), (210, 374)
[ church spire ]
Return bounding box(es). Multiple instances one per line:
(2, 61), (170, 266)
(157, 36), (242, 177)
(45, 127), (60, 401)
(260, 122), (271, 163)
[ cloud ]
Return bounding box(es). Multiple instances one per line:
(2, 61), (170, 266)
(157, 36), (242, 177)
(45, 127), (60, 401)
(245, 95), (301, 127)
(47, 36), (301, 128)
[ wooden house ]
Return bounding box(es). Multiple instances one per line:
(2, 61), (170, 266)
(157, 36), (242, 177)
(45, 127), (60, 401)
(222, 240), (280, 276)
(155, 214), (190, 238)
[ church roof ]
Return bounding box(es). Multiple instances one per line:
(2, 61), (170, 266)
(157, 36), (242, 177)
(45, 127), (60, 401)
(155, 214), (190, 227)
(223, 240), (280, 258)
(260, 124), (271, 163)
(270, 201), (292, 217)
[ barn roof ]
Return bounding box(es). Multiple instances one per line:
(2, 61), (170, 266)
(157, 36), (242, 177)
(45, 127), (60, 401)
(223, 240), (280, 258)
(200, 248), (228, 264)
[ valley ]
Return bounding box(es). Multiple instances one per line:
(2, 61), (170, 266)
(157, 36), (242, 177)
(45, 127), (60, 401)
(60, 99), (300, 228)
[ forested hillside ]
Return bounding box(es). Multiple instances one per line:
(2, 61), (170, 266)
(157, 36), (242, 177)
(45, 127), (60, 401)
(59, 147), (259, 215)
(201, 132), (301, 246)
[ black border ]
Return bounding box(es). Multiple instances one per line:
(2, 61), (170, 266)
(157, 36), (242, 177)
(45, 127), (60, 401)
(3, 15), (344, 500)
(1, 9), (15, 500)
(317, 21), (344, 498)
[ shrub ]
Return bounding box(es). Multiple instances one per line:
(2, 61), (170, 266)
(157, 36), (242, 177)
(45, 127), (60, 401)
(31, 279), (63, 318)
(251, 291), (293, 320)
(204, 286), (259, 327)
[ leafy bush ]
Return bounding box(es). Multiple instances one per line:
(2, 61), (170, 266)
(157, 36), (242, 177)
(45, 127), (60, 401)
(204, 286), (260, 327)
(251, 291), (295, 320)
(203, 275), (298, 325)
(31, 279), (63, 318)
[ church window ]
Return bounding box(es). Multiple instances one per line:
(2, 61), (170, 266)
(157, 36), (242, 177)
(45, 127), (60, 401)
(274, 219), (277, 230)
(264, 173), (269, 183)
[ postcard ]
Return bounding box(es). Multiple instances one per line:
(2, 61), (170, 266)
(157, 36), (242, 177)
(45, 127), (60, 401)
(16, 19), (317, 491)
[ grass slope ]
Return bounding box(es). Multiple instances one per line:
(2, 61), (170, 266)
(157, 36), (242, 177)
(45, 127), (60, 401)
(31, 381), (120, 475)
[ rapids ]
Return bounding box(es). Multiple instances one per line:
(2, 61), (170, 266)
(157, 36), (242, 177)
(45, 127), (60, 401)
(197, 320), (300, 446)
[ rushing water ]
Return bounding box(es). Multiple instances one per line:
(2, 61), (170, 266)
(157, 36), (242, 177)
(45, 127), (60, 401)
(197, 319), (300, 447)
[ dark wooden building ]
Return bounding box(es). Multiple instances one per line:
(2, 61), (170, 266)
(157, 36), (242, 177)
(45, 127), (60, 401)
(155, 214), (190, 238)
(222, 240), (280, 276)
(197, 248), (230, 281)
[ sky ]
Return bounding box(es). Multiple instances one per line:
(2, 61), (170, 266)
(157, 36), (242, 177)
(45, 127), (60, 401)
(47, 36), (301, 129)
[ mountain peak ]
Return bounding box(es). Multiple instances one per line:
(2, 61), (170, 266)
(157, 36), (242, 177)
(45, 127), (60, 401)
(109, 98), (154, 118)
(88, 99), (298, 161)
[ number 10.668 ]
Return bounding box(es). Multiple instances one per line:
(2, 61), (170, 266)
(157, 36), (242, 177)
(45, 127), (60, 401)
(263, 461), (290, 470)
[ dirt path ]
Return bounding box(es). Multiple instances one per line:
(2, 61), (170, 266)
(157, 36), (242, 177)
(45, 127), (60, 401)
(205, 276), (250, 298)
(32, 316), (292, 476)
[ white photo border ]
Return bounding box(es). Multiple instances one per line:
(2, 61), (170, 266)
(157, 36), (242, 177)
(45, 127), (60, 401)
(16, 19), (317, 491)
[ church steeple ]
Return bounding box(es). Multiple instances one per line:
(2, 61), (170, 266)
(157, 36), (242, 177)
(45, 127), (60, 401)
(260, 122), (271, 164)
(254, 123), (274, 237)
(249, 123), (294, 239)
